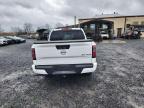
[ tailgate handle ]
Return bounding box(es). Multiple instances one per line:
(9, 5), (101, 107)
(56, 45), (70, 50)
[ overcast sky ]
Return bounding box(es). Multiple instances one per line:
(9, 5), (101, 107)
(0, 0), (144, 31)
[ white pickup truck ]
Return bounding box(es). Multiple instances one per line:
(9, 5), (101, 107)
(32, 28), (97, 75)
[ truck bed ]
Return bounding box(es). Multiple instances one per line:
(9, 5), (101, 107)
(33, 39), (92, 44)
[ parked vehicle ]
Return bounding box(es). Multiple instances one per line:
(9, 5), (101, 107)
(122, 30), (141, 39)
(2, 37), (15, 44)
(122, 27), (142, 39)
(6, 36), (21, 43)
(0, 37), (8, 46)
(0, 36), (26, 46)
(100, 31), (109, 39)
(13, 36), (26, 43)
(32, 28), (97, 75)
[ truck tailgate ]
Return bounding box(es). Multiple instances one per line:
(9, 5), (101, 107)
(33, 41), (92, 65)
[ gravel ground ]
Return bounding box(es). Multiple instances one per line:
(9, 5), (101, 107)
(0, 39), (144, 108)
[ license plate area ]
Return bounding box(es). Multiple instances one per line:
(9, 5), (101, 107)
(48, 65), (80, 72)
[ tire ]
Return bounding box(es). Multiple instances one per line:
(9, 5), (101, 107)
(83, 72), (92, 76)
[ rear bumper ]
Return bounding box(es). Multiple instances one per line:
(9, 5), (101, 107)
(32, 63), (97, 75)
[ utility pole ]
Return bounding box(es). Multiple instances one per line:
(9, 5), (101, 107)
(78, 20), (80, 28)
(74, 16), (76, 27)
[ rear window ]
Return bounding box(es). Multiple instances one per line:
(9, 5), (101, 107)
(50, 30), (85, 41)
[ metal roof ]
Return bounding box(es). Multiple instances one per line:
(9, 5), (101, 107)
(79, 14), (144, 20)
(53, 28), (82, 31)
(79, 19), (113, 25)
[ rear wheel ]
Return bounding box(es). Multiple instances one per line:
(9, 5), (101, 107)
(83, 72), (92, 76)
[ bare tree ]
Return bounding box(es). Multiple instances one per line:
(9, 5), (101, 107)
(23, 23), (33, 35)
(45, 24), (51, 32)
(55, 23), (64, 28)
(11, 26), (23, 36)
(65, 24), (69, 26)
(0, 24), (4, 32)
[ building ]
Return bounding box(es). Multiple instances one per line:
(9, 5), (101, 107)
(79, 19), (113, 40)
(79, 14), (144, 38)
(36, 29), (49, 40)
(61, 19), (113, 41)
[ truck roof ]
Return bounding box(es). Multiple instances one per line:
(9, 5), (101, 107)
(53, 28), (82, 31)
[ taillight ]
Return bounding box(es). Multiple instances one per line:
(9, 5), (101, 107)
(92, 45), (96, 58)
(32, 48), (36, 60)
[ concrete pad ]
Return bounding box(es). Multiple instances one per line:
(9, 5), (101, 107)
(102, 40), (126, 44)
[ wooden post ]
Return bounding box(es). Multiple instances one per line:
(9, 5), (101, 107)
(124, 17), (127, 33)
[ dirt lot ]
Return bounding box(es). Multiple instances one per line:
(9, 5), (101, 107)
(0, 39), (144, 108)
